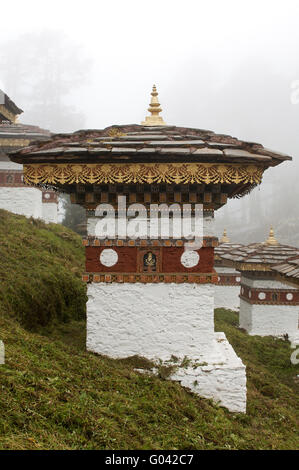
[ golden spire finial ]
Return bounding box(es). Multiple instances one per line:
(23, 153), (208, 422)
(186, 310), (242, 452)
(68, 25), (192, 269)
(141, 84), (167, 126)
(265, 226), (278, 245)
(220, 229), (230, 243)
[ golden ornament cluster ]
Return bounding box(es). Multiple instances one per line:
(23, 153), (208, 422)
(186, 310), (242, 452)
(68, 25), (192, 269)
(23, 162), (264, 185)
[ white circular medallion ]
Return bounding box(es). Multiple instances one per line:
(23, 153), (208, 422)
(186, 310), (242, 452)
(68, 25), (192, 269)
(44, 193), (50, 199)
(100, 249), (118, 267)
(286, 293), (293, 301)
(236, 277), (241, 283)
(258, 292), (266, 300)
(181, 250), (200, 268)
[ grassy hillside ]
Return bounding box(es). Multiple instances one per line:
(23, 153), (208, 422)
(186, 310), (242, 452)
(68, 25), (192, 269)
(0, 210), (298, 450)
(0, 209), (86, 329)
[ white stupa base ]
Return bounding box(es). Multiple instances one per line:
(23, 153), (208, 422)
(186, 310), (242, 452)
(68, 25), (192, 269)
(214, 285), (240, 311)
(0, 187), (58, 224)
(240, 299), (299, 339)
(42, 202), (58, 224)
(171, 332), (246, 413)
(0, 187), (43, 219)
(239, 277), (299, 339)
(87, 282), (247, 413)
(214, 267), (240, 311)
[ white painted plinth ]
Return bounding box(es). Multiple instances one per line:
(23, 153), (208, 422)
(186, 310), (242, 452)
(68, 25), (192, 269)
(0, 187), (58, 224)
(171, 332), (246, 413)
(214, 268), (240, 311)
(42, 202), (58, 224)
(240, 299), (299, 338)
(239, 276), (299, 339)
(214, 285), (240, 311)
(87, 282), (247, 412)
(0, 187), (43, 219)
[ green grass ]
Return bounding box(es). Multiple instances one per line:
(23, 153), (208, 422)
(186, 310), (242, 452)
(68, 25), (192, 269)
(0, 209), (87, 329)
(0, 210), (298, 450)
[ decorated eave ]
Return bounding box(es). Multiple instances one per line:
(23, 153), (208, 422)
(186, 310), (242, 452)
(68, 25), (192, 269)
(10, 124), (292, 198)
(272, 256), (299, 286)
(0, 123), (51, 153)
(0, 90), (23, 123)
(221, 242), (299, 272)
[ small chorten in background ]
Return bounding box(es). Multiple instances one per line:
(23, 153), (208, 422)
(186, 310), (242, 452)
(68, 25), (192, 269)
(220, 229), (230, 244)
(264, 226), (278, 246)
(0, 90), (58, 223)
(221, 238), (299, 342)
(141, 85), (167, 126)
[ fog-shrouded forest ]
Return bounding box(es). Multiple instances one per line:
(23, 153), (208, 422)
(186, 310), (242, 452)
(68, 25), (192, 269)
(0, 0), (298, 245)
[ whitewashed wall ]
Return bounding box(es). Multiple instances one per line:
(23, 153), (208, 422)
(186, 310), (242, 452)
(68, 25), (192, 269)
(42, 203), (58, 224)
(172, 332), (246, 413)
(0, 159), (22, 170)
(241, 277), (298, 290)
(0, 157), (58, 223)
(87, 283), (215, 360)
(239, 298), (299, 338)
(87, 282), (247, 412)
(0, 187), (43, 219)
(87, 214), (213, 241)
(214, 267), (241, 311)
(214, 285), (240, 311)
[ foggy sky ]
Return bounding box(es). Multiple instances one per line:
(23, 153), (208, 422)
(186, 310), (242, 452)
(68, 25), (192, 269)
(1, 0), (299, 243)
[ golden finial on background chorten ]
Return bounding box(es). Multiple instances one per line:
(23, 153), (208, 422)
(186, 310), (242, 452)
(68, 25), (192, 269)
(220, 229), (230, 243)
(265, 226), (278, 245)
(141, 85), (167, 126)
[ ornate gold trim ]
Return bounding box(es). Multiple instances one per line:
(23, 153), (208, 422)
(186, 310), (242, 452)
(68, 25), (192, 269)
(236, 263), (271, 272)
(0, 138), (30, 147)
(23, 163), (264, 185)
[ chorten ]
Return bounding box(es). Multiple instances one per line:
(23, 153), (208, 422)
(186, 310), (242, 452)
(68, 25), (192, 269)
(0, 90), (58, 223)
(11, 86), (293, 412)
(264, 226), (279, 246)
(220, 229), (230, 244)
(222, 228), (299, 340)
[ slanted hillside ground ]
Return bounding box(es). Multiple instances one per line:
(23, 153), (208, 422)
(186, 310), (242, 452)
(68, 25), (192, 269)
(0, 210), (298, 450)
